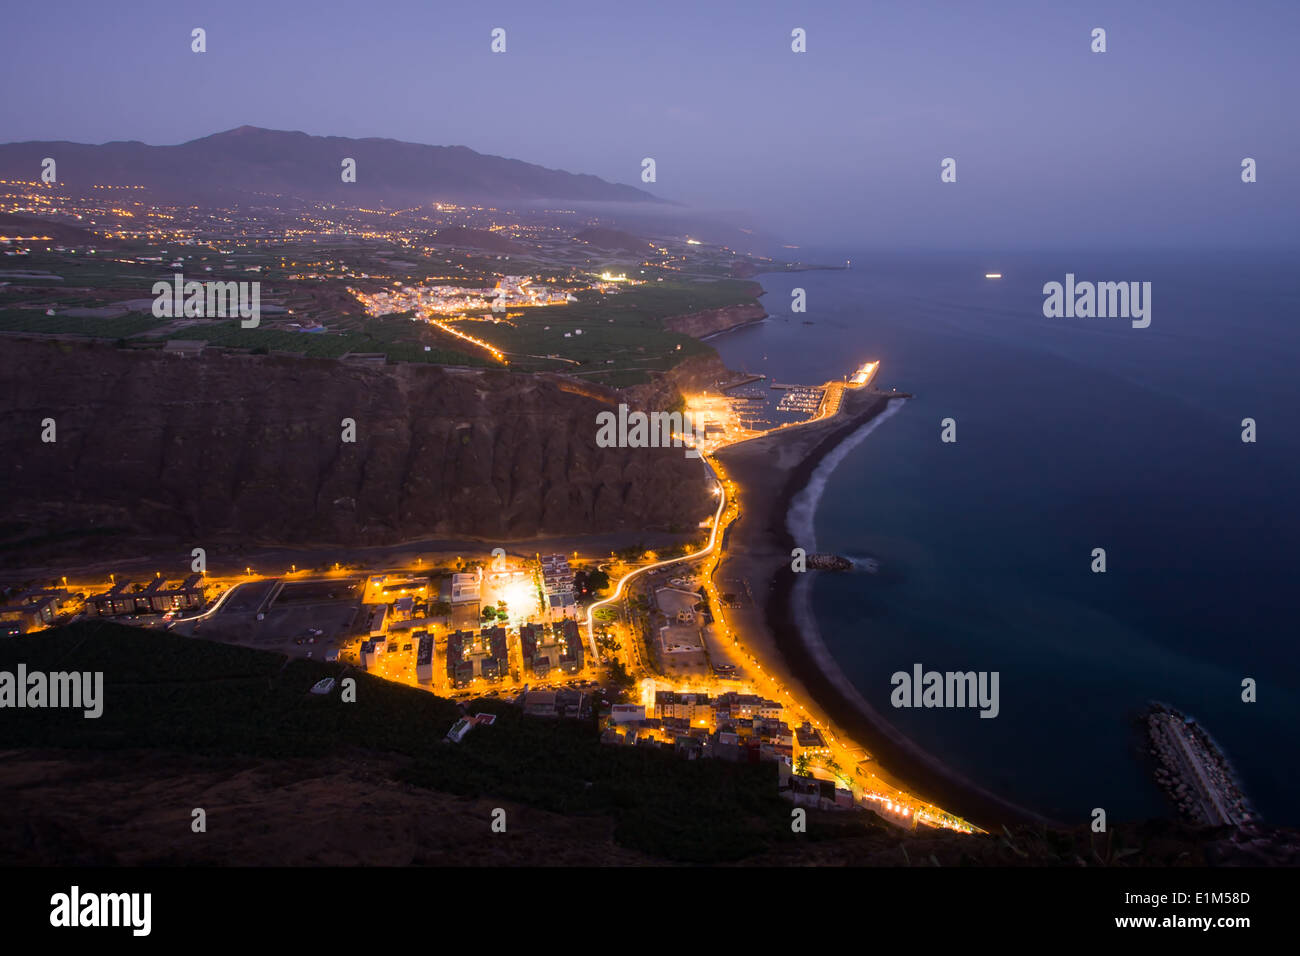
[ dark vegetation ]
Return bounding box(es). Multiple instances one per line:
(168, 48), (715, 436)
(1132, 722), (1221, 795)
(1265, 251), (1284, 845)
(0, 622), (845, 863)
(4, 623), (1296, 865)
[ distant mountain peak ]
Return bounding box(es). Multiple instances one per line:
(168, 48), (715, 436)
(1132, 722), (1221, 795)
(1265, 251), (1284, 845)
(0, 127), (662, 205)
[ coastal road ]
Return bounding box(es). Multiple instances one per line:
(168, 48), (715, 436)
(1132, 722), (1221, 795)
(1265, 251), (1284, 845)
(585, 472), (726, 662)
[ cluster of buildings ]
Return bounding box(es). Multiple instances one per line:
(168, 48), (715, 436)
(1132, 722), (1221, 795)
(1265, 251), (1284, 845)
(591, 271), (646, 293)
(519, 619), (584, 678)
(600, 689), (864, 815)
(363, 622), (517, 689)
(85, 575), (205, 617)
(355, 560), (595, 692)
(352, 275), (575, 318)
(600, 690), (829, 766)
(445, 627), (510, 688)
(0, 587), (73, 636)
(785, 773), (858, 811)
(359, 625), (433, 672)
(358, 570), (473, 638)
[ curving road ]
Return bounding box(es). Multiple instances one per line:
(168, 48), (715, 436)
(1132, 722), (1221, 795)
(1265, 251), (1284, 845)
(584, 467), (725, 661)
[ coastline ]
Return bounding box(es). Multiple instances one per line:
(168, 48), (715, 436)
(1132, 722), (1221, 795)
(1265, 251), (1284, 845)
(698, 316), (766, 341)
(712, 386), (1052, 829)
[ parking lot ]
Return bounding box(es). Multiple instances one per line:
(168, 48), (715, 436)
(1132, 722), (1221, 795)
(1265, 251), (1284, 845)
(192, 578), (361, 659)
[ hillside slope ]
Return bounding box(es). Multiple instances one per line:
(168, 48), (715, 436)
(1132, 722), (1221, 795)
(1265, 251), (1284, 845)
(1, 624), (1294, 867)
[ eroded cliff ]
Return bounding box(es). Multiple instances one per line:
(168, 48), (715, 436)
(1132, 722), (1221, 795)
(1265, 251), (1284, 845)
(0, 338), (711, 561)
(661, 302), (767, 338)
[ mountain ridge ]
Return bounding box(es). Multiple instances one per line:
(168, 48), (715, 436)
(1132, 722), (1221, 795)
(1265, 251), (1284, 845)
(0, 126), (662, 205)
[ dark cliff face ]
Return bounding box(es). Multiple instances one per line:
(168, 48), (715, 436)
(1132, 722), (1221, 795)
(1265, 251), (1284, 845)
(0, 339), (710, 558)
(661, 302), (766, 338)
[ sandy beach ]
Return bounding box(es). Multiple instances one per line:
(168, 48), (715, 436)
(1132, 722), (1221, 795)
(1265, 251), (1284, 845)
(712, 385), (1051, 829)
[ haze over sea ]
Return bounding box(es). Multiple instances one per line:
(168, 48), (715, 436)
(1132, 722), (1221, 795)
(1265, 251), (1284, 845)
(709, 250), (1300, 824)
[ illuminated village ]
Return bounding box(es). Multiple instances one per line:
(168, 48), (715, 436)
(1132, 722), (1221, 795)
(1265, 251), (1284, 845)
(0, 169), (974, 836)
(1, 350), (969, 834)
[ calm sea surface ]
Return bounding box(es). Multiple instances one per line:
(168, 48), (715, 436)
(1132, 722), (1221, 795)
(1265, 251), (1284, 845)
(708, 249), (1300, 823)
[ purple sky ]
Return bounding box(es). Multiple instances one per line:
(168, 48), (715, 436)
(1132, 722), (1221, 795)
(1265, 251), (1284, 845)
(2, 0), (1296, 248)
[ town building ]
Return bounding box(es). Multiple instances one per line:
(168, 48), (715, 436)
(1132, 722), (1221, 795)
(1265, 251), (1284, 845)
(0, 587), (74, 634)
(87, 575), (204, 617)
(609, 704), (645, 723)
(360, 639), (386, 669)
(481, 626), (508, 682)
(714, 691), (783, 722)
(446, 717), (474, 743)
(379, 577), (428, 600)
(415, 630), (434, 684)
(449, 571), (480, 604)
(523, 688), (588, 719)
(523, 690), (557, 718)
(540, 553), (577, 617)
(0, 594), (60, 635)
(653, 690), (715, 726)
(446, 630), (474, 688)
(794, 721), (830, 758)
(557, 618), (584, 673)
(87, 581), (136, 617)
(519, 622), (543, 675)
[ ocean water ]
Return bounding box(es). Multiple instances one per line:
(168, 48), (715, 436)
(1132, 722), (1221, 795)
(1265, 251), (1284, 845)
(708, 250), (1300, 824)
